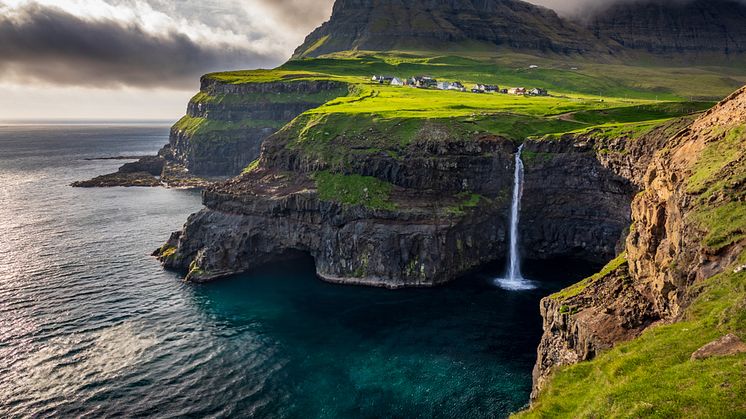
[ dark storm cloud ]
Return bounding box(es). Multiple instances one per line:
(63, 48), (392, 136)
(0, 3), (284, 89)
(256, 0), (334, 28)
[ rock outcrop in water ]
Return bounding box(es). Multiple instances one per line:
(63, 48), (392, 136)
(531, 86), (746, 400)
(72, 156), (165, 188)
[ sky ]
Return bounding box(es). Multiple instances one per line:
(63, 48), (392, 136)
(0, 0), (679, 120)
(0, 0), (337, 120)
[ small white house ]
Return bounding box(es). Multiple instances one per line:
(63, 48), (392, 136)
(529, 88), (548, 96)
(437, 81), (451, 90)
(391, 77), (405, 86)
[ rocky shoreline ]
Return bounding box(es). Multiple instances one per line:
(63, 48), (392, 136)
(72, 155), (214, 188)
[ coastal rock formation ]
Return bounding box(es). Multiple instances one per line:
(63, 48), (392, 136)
(164, 77), (349, 177)
(156, 103), (679, 287)
(71, 171), (162, 188)
(520, 138), (635, 264)
(532, 86), (746, 399)
(157, 131), (518, 287)
(72, 78), (349, 187)
(72, 156), (165, 188)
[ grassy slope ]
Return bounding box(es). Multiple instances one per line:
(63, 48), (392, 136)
(188, 51), (737, 151)
(517, 262), (746, 418)
(516, 122), (746, 418)
(201, 52), (729, 210)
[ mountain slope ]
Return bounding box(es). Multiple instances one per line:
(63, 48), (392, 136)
(293, 0), (606, 58)
(585, 0), (746, 56)
(295, 0), (746, 61)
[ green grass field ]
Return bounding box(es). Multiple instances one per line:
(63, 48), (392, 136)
(516, 256), (746, 418)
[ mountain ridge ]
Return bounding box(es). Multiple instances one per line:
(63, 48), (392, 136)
(294, 0), (746, 60)
(294, 0), (609, 58)
(584, 0), (746, 55)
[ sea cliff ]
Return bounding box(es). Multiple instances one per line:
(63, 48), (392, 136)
(524, 87), (746, 416)
(156, 124), (517, 288)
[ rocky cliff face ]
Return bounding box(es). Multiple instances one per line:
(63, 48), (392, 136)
(156, 107), (663, 287)
(294, 0), (605, 58)
(520, 139), (635, 264)
(518, 117), (697, 264)
(157, 130), (517, 288)
(532, 86), (746, 399)
(162, 78), (349, 177)
(585, 0), (746, 56)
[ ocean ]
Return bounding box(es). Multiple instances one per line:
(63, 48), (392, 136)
(0, 123), (586, 418)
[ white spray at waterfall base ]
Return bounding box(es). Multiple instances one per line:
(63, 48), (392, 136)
(495, 144), (537, 291)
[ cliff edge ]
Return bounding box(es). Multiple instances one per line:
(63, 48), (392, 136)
(523, 86), (746, 417)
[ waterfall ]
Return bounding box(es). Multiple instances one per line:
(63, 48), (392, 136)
(495, 144), (536, 291)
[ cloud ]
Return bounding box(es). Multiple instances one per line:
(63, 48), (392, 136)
(254, 0), (334, 29)
(0, 2), (286, 89)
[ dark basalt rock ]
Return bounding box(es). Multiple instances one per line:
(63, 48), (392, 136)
(72, 171), (161, 188)
(118, 156), (165, 176)
(157, 132), (519, 287)
(161, 176), (511, 288)
(521, 138), (635, 264)
(295, 0), (746, 60)
(165, 125), (275, 177)
(72, 156), (165, 187)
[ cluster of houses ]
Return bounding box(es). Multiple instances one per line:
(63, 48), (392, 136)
(371, 75), (548, 96)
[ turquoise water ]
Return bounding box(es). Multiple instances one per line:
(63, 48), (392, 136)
(0, 124), (588, 418)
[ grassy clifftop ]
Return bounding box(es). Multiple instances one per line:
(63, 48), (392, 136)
(209, 52), (746, 100)
(185, 51), (738, 167)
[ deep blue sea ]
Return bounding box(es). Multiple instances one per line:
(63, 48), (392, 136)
(0, 123), (589, 418)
